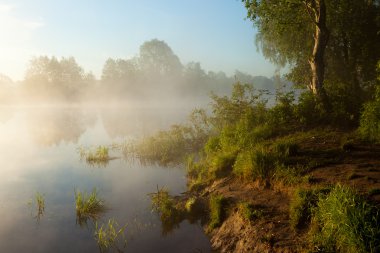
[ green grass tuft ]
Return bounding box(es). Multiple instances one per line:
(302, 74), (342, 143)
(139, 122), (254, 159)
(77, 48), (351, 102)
(233, 146), (277, 180)
(289, 187), (330, 229)
(310, 185), (380, 252)
(75, 188), (106, 226)
(237, 202), (263, 221)
(78, 145), (110, 166)
(95, 218), (127, 252)
(208, 194), (226, 230)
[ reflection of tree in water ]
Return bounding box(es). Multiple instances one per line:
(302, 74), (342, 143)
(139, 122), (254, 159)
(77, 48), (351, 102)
(27, 108), (96, 146)
(100, 106), (187, 139)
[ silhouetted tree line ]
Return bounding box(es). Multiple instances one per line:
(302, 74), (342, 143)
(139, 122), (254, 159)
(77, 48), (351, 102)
(0, 39), (279, 104)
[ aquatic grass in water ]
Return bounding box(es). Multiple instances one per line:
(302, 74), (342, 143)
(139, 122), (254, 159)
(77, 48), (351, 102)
(28, 192), (45, 222)
(95, 218), (127, 252)
(149, 186), (177, 220)
(78, 145), (111, 166)
(35, 192), (45, 217)
(149, 186), (185, 235)
(75, 188), (106, 226)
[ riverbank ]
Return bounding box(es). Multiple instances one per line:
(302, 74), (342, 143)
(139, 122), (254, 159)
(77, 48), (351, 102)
(170, 128), (380, 252)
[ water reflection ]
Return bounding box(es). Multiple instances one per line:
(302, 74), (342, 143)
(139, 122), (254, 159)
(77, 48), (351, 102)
(25, 108), (96, 147)
(0, 106), (211, 253)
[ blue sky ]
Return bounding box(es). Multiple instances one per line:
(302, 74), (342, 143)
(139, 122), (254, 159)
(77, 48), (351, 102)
(0, 0), (276, 81)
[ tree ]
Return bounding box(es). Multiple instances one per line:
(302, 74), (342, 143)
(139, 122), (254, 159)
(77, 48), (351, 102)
(138, 39), (182, 77)
(243, 0), (380, 109)
(23, 56), (93, 101)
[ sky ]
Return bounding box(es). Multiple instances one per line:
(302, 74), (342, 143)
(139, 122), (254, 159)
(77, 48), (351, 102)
(0, 0), (276, 81)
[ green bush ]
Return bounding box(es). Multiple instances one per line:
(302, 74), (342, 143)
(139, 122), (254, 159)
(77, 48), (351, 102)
(310, 185), (380, 253)
(359, 86), (380, 143)
(295, 91), (326, 126)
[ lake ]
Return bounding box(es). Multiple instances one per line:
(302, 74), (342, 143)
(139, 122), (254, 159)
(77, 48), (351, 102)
(0, 105), (211, 253)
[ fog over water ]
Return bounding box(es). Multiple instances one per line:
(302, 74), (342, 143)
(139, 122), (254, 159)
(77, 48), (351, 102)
(0, 37), (286, 252)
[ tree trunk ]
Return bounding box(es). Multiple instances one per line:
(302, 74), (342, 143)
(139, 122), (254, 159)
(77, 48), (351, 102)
(308, 0), (330, 107)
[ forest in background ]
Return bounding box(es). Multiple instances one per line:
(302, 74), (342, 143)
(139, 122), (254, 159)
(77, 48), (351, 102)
(0, 39), (286, 106)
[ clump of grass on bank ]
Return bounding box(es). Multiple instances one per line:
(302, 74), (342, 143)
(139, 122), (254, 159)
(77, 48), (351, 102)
(272, 139), (298, 158)
(289, 187), (330, 229)
(368, 188), (380, 196)
(237, 202), (263, 221)
(95, 218), (127, 252)
(208, 194), (226, 231)
(75, 188), (106, 226)
(233, 146), (277, 180)
(309, 185), (380, 252)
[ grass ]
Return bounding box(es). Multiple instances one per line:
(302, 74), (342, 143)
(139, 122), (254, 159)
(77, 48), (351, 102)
(310, 184), (380, 252)
(289, 187), (330, 229)
(272, 138), (298, 158)
(237, 202), (263, 221)
(75, 188), (106, 226)
(35, 192), (45, 215)
(185, 197), (196, 213)
(209, 151), (236, 179)
(208, 194), (226, 231)
(78, 145), (110, 166)
(95, 218), (127, 252)
(149, 186), (185, 235)
(347, 171), (361, 180)
(149, 186), (177, 220)
(233, 146), (277, 180)
(368, 188), (380, 196)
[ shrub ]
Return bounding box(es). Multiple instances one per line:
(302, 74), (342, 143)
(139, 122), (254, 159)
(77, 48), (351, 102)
(295, 91), (326, 126)
(310, 185), (380, 253)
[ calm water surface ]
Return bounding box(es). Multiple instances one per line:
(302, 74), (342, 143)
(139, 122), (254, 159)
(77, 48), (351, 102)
(0, 106), (211, 253)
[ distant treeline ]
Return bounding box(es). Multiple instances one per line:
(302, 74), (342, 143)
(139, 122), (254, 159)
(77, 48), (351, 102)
(0, 39), (286, 104)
